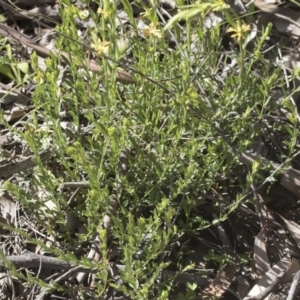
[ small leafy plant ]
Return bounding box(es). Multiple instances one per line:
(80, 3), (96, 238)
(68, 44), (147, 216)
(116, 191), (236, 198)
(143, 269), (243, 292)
(0, 0), (298, 299)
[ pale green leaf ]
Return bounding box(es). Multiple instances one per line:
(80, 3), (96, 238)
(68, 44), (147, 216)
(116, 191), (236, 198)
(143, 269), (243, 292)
(17, 62), (29, 74)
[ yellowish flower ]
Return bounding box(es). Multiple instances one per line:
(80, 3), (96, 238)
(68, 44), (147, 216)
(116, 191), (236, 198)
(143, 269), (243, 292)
(0, 14), (6, 23)
(210, 0), (230, 11)
(97, 7), (110, 19)
(34, 69), (44, 85)
(78, 9), (89, 20)
(142, 23), (163, 38)
(91, 40), (110, 56)
(227, 20), (251, 43)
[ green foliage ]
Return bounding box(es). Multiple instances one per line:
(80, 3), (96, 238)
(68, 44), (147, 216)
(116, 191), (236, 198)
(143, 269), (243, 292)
(204, 249), (232, 267)
(1, 0), (298, 299)
(178, 282), (197, 300)
(204, 249), (251, 269)
(164, 0), (229, 30)
(0, 40), (30, 84)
